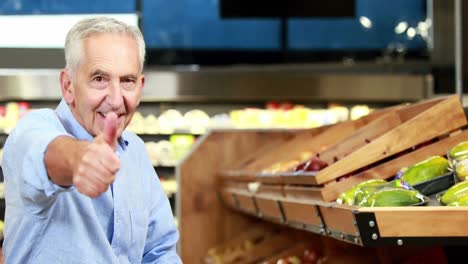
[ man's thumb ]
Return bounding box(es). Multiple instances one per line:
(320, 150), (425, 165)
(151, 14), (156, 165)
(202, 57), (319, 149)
(103, 112), (118, 147)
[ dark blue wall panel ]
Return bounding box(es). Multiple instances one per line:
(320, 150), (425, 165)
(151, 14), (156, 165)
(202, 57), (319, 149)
(0, 0), (135, 14)
(142, 0), (280, 50)
(288, 0), (426, 50)
(142, 0), (426, 51)
(0, 0), (426, 51)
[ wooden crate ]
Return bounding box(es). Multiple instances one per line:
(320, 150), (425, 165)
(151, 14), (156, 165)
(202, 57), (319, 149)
(319, 129), (468, 202)
(313, 95), (466, 185)
(220, 104), (403, 182)
(245, 95), (466, 189)
(265, 109), (404, 185)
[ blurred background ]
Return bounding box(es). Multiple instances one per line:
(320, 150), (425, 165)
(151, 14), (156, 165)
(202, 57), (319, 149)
(0, 0), (466, 250)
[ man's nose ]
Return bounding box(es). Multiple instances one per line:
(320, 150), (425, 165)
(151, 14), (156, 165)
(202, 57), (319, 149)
(106, 81), (124, 108)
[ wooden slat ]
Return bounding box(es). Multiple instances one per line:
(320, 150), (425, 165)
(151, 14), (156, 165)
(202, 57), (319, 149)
(236, 193), (257, 214)
(257, 184), (284, 197)
(283, 185), (324, 201)
(359, 207), (468, 237)
(219, 190), (237, 209)
(356, 101), (407, 124)
(319, 205), (359, 235)
(278, 173), (321, 185)
(314, 95), (467, 184)
(395, 96), (445, 122)
(319, 111), (402, 164)
(282, 201), (322, 226)
(320, 129), (468, 201)
(246, 120), (359, 173)
(256, 197), (283, 221)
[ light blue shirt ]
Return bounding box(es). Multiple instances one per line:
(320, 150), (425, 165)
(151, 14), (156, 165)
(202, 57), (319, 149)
(2, 100), (182, 264)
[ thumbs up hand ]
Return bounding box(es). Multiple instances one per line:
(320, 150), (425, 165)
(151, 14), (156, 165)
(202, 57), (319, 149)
(73, 112), (121, 198)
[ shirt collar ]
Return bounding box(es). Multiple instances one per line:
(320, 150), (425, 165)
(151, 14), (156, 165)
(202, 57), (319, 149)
(55, 99), (128, 151)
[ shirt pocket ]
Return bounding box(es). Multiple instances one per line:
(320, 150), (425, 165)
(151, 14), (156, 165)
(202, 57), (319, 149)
(129, 209), (149, 263)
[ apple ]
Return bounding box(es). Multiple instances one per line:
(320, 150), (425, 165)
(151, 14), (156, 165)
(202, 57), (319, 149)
(294, 161), (307, 172)
(303, 157), (329, 172)
(281, 102), (294, 110)
(294, 157), (329, 172)
(302, 248), (319, 263)
(266, 101), (281, 109)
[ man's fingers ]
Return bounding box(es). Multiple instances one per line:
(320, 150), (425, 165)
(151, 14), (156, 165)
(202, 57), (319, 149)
(74, 175), (103, 198)
(100, 154), (120, 174)
(103, 112), (118, 148)
(75, 153), (117, 198)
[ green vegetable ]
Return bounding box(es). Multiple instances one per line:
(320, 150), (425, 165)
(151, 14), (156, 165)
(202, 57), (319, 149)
(455, 160), (468, 181)
(447, 194), (468, 206)
(441, 181), (468, 205)
(362, 188), (425, 207)
(449, 141), (468, 161)
(400, 156), (449, 185)
(337, 179), (387, 205)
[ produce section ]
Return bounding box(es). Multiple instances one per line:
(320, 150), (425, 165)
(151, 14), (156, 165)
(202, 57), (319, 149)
(179, 94), (468, 262)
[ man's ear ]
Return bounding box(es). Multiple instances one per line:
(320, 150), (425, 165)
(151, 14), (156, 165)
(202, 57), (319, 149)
(141, 74), (145, 91)
(60, 69), (75, 105)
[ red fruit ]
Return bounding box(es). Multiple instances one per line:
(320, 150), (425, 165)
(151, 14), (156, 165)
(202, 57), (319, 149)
(336, 174), (352, 182)
(281, 102), (294, 110)
(266, 101), (281, 109)
(303, 158), (328, 172)
(276, 258), (290, 264)
(294, 161), (307, 172)
(302, 248), (319, 263)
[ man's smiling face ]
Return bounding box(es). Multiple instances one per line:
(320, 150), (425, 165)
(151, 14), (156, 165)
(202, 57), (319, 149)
(63, 32), (145, 137)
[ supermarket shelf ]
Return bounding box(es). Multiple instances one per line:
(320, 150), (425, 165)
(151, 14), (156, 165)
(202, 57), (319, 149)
(168, 95), (468, 261)
(219, 185), (468, 247)
(0, 68), (429, 103)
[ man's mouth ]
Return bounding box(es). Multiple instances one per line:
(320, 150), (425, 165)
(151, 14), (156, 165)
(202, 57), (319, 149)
(98, 112), (125, 118)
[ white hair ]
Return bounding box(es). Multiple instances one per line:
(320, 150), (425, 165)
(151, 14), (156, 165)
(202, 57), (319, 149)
(64, 17), (145, 76)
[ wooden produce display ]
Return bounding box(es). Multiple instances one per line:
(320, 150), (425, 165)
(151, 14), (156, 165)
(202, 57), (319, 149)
(178, 95), (468, 263)
(221, 95), (468, 201)
(221, 103), (406, 183)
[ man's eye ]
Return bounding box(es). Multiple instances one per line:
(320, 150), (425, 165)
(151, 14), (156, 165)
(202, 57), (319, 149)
(95, 76), (104, 82)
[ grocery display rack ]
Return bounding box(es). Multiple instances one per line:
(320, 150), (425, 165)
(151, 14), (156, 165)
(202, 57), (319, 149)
(220, 183), (468, 247)
(178, 94), (468, 262)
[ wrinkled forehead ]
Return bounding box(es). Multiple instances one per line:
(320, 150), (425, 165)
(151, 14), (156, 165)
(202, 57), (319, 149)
(79, 33), (141, 73)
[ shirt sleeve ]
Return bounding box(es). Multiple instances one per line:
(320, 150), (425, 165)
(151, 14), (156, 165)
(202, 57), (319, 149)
(2, 109), (74, 215)
(137, 141), (182, 263)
